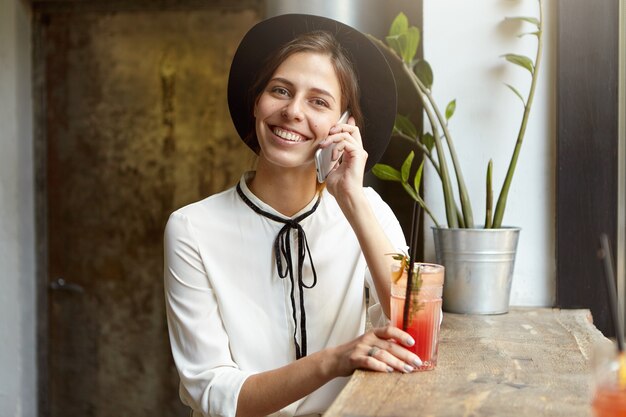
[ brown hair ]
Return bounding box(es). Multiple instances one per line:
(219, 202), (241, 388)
(244, 30), (363, 152)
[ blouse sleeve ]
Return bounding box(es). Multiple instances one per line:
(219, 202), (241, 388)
(164, 211), (252, 417)
(363, 188), (408, 328)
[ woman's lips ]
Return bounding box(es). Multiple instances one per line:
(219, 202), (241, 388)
(271, 126), (311, 143)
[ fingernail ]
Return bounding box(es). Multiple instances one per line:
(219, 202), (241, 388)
(406, 336), (415, 347)
(386, 366), (394, 373)
(413, 357), (423, 367)
(403, 364), (414, 373)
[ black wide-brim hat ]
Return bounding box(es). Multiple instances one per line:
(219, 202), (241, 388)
(227, 13), (397, 172)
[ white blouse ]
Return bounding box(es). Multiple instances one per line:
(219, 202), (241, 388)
(164, 172), (406, 417)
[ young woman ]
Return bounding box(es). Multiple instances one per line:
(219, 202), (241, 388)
(164, 14), (421, 417)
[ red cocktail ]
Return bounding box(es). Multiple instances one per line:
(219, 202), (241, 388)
(592, 345), (626, 417)
(391, 262), (444, 371)
(593, 384), (626, 417)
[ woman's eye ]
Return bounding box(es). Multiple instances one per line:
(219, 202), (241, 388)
(271, 87), (290, 96)
(312, 98), (329, 108)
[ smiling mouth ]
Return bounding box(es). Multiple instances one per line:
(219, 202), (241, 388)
(272, 126), (309, 143)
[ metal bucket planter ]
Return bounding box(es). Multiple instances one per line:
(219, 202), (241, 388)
(432, 227), (521, 314)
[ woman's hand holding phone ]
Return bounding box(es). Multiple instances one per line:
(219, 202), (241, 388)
(315, 110), (351, 183)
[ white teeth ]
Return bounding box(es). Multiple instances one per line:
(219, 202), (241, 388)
(273, 127), (304, 142)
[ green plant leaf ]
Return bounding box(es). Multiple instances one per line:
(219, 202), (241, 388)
(502, 53), (534, 74)
(505, 83), (525, 105)
(505, 16), (540, 27)
(372, 164), (402, 182)
(421, 132), (435, 152)
(385, 13), (420, 65)
(404, 26), (420, 64)
(485, 159), (493, 229)
(414, 60), (434, 90)
(402, 181), (419, 202)
(385, 34), (404, 58)
(389, 12), (409, 37)
(401, 151), (415, 183)
(413, 159), (425, 192)
(394, 114), (418, 138)
(445, 99), (457, 121)
(386, 27), (420, 65)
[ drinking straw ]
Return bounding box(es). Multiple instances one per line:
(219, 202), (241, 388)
(402, 201), (422, 331)
(599, 233), (624, 352)
(598, 233), (626, 387)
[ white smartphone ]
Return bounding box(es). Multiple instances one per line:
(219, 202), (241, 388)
(315, 110), (351, 183)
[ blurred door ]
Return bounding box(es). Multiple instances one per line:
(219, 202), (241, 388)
(39, 5), (258, 416)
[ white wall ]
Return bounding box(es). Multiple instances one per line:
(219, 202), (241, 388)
(0, 0), (37, 415)
(422, 0), (556, 306)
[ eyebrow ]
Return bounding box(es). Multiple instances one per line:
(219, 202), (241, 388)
(269, 77), (337, 104)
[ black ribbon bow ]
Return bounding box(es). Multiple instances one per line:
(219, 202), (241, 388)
(236, 183), (320, 359)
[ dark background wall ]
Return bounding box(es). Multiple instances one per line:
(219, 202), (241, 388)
(556, 0), (621, 336)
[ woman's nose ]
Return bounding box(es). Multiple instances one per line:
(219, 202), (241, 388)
(281, 100), (305, 121)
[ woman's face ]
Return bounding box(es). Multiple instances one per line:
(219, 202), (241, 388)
(254, 51), (343, 172)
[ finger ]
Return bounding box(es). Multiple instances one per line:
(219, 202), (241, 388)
(325, 133), (362, 157)
(360, 346), (394, 373)
(319, 133), (348, 150)
(367, 345), (416, 374)
(382, 340), (423, 370)
(329, 123), (360, 137)
(323, 135), (354, 160)
(373, 325), (415, 347)
(338, 128), (362, 149)
(371, 327), (423, 368)
(332, 146), (344, 162)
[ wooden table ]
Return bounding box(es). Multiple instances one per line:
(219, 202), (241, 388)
(324, 308), (610, 417)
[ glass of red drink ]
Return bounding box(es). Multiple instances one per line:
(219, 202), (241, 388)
(390, 262), (444, 371)
(592, 342), (626, 416)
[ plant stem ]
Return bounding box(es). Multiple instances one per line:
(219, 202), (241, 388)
(492, 0), (544, 228)
(401, 65), (459, 228)
(401, 182), (441, 227)
(369, 35), (459, 228)
(396, 131), (442, 177)
(397, 131), (466, 227)
(485, 159), (493, 228)
(418, 200), (441, 228)
(417, 143), (441, 176)
(414, 76), (475, 228)
(456, 207), (466, 228)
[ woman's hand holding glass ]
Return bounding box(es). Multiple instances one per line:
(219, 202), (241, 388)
(326, 325), (423, 377)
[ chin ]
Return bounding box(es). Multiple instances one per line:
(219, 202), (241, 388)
(260, 152), (315, 173)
